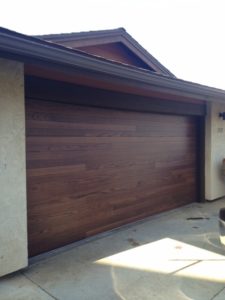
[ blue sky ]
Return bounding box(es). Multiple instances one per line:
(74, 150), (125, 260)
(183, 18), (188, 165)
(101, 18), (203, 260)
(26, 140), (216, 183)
(1, 0), (225, 89)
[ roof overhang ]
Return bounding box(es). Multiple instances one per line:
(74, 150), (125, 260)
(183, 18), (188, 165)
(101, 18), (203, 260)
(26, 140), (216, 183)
(1, 27), (225, 103)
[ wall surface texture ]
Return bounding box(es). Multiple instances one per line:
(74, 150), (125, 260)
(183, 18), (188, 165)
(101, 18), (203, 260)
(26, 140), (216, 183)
(205, 102), (225, 200)
(0, 58), (27, 276)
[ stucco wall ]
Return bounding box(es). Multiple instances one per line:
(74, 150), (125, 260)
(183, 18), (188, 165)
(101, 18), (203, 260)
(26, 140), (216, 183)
(205, 102), (225, 200)
(0, 58), (27, 276)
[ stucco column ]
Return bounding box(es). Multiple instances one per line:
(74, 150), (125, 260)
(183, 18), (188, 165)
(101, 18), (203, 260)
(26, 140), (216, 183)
(0, 58), (28, 276)
(205, 102), (225, 200)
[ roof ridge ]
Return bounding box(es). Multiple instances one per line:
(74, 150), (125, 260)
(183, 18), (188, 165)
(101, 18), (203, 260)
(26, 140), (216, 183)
(34, 28), (126, 39)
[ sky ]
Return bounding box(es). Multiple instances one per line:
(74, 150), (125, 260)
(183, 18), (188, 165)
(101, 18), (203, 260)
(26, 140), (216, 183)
(1, 0), (225, 89)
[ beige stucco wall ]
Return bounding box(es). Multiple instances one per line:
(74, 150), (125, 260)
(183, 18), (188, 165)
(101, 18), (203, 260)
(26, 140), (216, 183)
(205, 102), (225, 200)
(0, 58), (27, 276)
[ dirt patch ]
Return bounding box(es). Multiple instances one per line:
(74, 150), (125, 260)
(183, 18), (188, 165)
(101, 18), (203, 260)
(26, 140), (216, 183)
(187, 217), (210, 220)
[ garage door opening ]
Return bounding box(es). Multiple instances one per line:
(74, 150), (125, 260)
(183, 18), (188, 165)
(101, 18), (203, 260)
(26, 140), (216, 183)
(26, 95), (199, 257)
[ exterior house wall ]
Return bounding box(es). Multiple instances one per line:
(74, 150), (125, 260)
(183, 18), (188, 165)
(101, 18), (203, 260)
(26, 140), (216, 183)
(205, 102), (225, 200)
(0, 58), (28, 276)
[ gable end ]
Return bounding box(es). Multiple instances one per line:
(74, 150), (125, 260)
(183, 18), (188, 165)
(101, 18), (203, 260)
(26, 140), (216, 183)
(35, 28), (175, 77)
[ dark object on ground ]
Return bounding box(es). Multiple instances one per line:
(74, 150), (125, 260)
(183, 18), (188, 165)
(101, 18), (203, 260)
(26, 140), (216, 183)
(219, 208), (225, 245)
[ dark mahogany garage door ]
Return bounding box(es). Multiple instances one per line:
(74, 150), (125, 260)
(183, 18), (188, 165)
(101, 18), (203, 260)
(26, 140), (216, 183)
(26, 99), (198, 256)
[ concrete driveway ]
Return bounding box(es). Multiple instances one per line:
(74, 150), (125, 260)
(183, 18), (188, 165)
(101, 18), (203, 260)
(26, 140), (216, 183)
(1, 199), (225, 300)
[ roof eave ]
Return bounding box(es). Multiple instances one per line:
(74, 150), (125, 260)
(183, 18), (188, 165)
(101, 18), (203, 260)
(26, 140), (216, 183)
(0, 27), (225, 103)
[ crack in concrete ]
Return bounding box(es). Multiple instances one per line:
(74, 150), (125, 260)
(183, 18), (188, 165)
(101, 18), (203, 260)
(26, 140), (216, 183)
(170, 260), (201, 275)
(21, 272), (59, 300)
(211, 286), (225, 300)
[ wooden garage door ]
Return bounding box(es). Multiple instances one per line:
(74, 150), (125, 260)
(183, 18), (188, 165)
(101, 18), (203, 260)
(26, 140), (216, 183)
(26, 99), (198, 256)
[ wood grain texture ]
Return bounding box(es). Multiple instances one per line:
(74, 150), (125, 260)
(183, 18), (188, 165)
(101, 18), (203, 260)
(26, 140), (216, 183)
(26, 99), (198, 256)
(78, 42), (153, 70)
